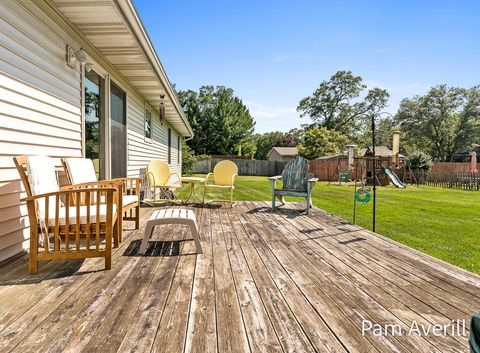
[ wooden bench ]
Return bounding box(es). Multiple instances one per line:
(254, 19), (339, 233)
(139, 209), (203, 254)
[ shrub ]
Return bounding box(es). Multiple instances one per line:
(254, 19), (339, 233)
(408, 151), (433, 171)
(298, 127), (348, 160)
(182, 143), (197, 176)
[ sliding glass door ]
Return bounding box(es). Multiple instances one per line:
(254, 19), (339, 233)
(110, 82), (127, 178)
(84, 70), (105, 179)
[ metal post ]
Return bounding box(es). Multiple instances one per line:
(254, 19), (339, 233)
(353, 180), (357, 224)
(371, 114), (376, 233)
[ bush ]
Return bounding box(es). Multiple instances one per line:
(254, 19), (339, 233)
(298, 127), (348, 160)
(182, 143), (197, 176)
(408, 151), (433, 171)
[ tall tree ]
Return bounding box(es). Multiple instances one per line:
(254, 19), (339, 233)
(354, 116), (396, 149)
(274, 133), (297, 148)
(297, 127), (348, 160)
(297, 70), (389, 137)
(396, 85), (480, 161)
(177, 86), (255, 156)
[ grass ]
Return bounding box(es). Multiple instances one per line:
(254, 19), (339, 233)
(179, 175), (480, 274)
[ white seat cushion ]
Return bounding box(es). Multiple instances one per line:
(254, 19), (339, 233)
(122, 195), (138, 207)
(26, 156), (59, 194)
(26, 156), (61, 218)
(64, 158), (97, 184)
(46, 204), (117, 226)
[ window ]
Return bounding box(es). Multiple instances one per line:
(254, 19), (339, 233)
(168, 128), (171, 164)
(177, 136), (181, 163)
(144, 109), (152, 139)
(84, 70), (105, 179)
(110, 82), (127, 178)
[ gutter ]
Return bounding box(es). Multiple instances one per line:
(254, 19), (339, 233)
(115, 0), (194, 138)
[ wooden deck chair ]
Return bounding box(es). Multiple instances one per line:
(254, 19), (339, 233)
(145, 160), (181, 205)
(269, 156), (318, 214)
(203, 160), (238, 207)
(62, 158), (141, 241)
(14, 156), (118, 274)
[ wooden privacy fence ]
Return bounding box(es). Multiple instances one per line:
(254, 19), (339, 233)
(431, 162), (473, 173)
(193, 159), (288, 177)
(309, 158), (363, 181)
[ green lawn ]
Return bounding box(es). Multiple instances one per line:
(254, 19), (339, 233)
(180, 175), (480, 274)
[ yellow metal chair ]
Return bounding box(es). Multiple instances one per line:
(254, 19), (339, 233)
(203, 160), (238, 207)
(146, 160), (181, 205)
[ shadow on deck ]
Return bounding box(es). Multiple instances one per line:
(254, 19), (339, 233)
(0, 201), (479, 353)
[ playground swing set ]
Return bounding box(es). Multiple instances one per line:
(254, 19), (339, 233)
(327, 131), (418, 188)
(325, 129), (418, 232)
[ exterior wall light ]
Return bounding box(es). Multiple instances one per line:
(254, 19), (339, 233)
(66, 45), (87, 68)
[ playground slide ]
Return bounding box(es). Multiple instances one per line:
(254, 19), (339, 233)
(383, 167), (406, 188)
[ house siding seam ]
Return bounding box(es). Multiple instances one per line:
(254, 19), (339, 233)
(0, 0), (182, 263)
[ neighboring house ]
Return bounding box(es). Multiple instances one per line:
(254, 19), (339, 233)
(267, 147), (298, 162)
(0, 0), (193, 262)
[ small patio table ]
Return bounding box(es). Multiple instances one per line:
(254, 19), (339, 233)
(181, 176), (206, 204)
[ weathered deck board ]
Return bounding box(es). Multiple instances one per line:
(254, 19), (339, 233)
(0, 202), (479, 353)
(259, 202), (464, 353)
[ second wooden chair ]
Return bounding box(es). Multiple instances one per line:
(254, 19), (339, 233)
(62, 158), (141, 243)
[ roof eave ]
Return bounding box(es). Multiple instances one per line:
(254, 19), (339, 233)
(115, 0), (193, 138)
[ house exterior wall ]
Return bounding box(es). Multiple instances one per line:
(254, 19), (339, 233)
(267, 150), (282, 162)
(268, 150), (295, 162)
(0, 0), (182, 262)
(282, 155), (295, 162)
(126, 96), (182, 179)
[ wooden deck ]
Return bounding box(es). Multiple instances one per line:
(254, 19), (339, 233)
(0, 202), (479, 353)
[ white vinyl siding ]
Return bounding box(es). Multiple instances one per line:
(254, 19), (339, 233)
(0, 0), (83, 262)
(126, 95), (182, 179)
(0, 0), (184, 263)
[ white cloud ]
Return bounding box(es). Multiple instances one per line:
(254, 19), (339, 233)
(244, 101), (297, 120)
(244, 101), (300, 133)
(364, 80), (428, 96)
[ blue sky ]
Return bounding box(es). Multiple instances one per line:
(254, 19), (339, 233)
(134, 0), (480, 133)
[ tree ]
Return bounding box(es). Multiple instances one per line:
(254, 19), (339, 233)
(253, 131), (282, 160)
(297, 127), (348, 160)
(274, 133), (297, 147)
(181, 143), (197, 176)
(253, 132), (299, 160)
(297, 71), (389, 137)
(354, 116), (396, 149)
(177, 86), (255, 156)
(408, 151), (433, 171)
(396, 85), (480, 161)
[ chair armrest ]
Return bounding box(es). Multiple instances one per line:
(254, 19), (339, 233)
(62, 180), (122, 203)
(204, 173), (213, 185)
(21, 187), (117, 202)
(168, 172), (181, 185)
(146, 171), (156, 187)
(269, 175), (282, 188)
(62, 180), (122, 189)
(231, 173), (238, 185)
(108, 177), (142, 195)
(22, 187), (117, 229)
(307, 178), (319, 183)
(109, 177), (142, 183)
